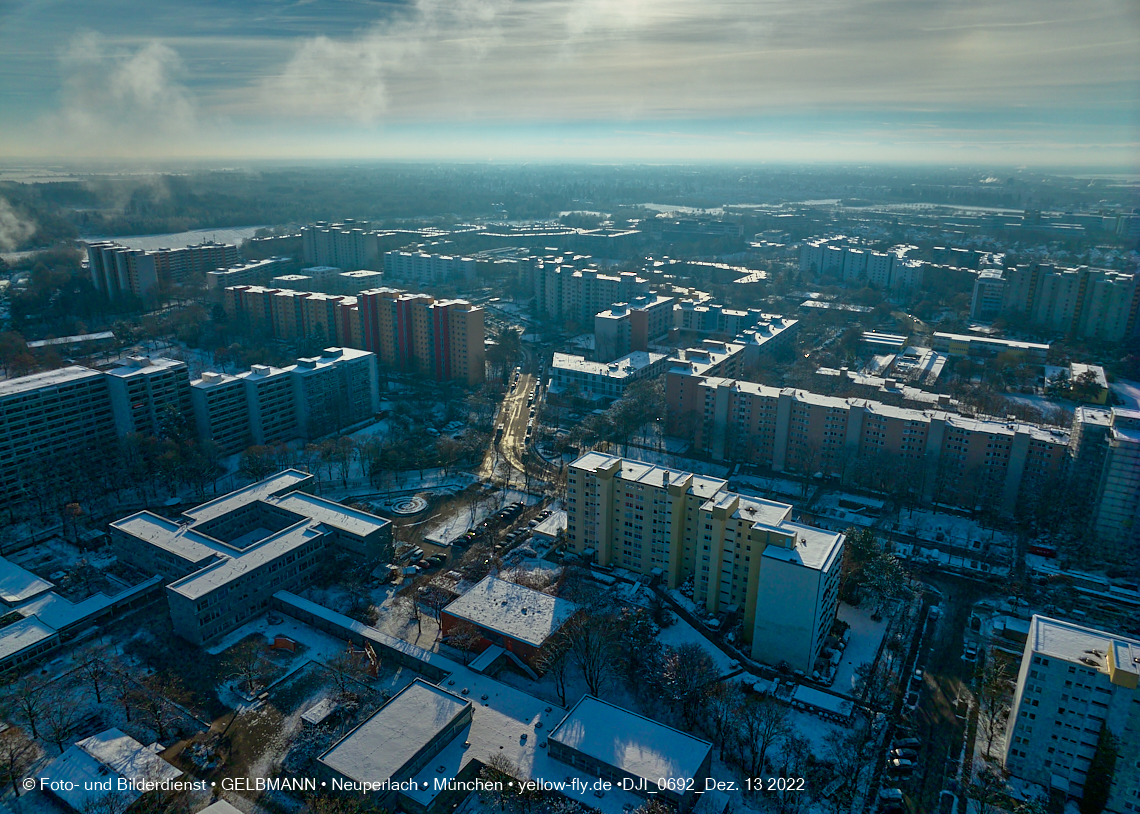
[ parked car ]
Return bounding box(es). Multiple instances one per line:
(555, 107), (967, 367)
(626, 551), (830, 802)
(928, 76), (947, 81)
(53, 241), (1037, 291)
(913, 668), (924, 682)
(894, 737), (921, 750)
(888, 758), (915, 774)
(878, 789), (904, 802)
(891, 748), (918, 761)
(905, 691), (920, 710)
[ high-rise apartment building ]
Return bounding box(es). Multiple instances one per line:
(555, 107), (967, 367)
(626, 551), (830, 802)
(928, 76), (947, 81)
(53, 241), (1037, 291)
(533, 264), (649, 323)
(287, 348), (379, 438)
(104, 356), (192, 438)
(667, 371), (1069, 516)
(86, 242), (159, 300)
(238, 365), (299, 445)
(971, 263), (1140, 341)
(567, 453), (844, 672)
(798, 238), (926, 290)
(88, 241), (243, 299)
(1005, 615), (1140, 807)
(384, 251), (476, 284)
(189, 372), (251, 455)
(205, 258), (291, 297)
(1090, 408), (1140, 548)
(357, 288), (485, 386)
(0, 367), (118, 500)
(301, 220), (382, 270)
(224, 285), (485, 386)
(594, 294), (675, 361)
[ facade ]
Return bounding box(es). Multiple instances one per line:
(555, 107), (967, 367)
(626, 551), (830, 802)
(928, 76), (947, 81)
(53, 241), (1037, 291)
(384, 251), (477, 284)
(533, 263), (649, 323)
(567, 453), (844, 671)
(357, 288), (486, 386)
(931, 332), (1051, 365)
(86, 241), (158, 300)
(966, 263), (1140, 341)
(593, 294), (675, 361)
(206, 258), (291, 297)
(103, 356), (192, 437)
(547, 695), (713, 811)
(0, 366), (117, 502)
(667, 372), (1069, 516)
(550, 351), (668, 401)
(1005, 615), (1140, 807)
(238, 364), (299, 445)
(439, 576), (580, 663)
(226, 284), (485, 386)
(287, 347), (380, 438)
(1090, 408), (1140, 549)
(662, 340), (749, 435)
(799, 238), (927, 289)
(150, 240), (240, 282)
(190, 372), (251, 455)
(301, 220), (381, 269)
(110, 471), (392, 645)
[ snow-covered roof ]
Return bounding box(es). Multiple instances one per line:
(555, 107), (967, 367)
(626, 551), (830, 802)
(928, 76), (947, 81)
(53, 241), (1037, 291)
(0, 616), (57, 663)
(548, 696), (712, 785)
(531, 510), (567, 541)
(442, 576), (579, 648)
(46, 728), (182, 814)
(0, 556), (54, 605)
(320, 679), (471, 783)
(168, 523), (322, 600)
(180, 469), (313, 523)
(761, 523), (844, 572)
(1030, 615), (1140, 682)
(270, 492), (389, 538)
(110, 512), (229, 564)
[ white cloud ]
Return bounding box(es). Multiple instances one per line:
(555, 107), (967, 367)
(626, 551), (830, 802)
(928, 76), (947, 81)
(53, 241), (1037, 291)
(46, 32), (203, 155)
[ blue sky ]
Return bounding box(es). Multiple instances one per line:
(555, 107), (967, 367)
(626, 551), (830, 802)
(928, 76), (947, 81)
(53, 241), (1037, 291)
(0, 0), (1137, 166)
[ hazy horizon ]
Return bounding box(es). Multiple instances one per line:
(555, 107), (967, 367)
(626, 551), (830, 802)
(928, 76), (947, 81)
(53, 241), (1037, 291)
(1, 0), (1137, 168)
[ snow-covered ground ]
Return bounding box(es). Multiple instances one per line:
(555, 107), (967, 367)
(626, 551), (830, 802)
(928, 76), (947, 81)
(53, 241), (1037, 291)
(1111, 378), (1140, 409)
(732, 474), (810, 500)
(894, 507), (1010, 548)
(656, 615), (739, 676)
(831, 603), (889, 698)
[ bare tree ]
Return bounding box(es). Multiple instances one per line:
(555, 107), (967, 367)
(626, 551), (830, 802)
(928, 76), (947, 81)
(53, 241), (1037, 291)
(225, 639), (269, 696)
(4, 671), (50, 739)
(41, 688), (83, 753)
(133, 672), (187, 742)
(0, 725), (41, 797)
(447, 620), (483, 666)
(567, 615), (617, 697)
(327, 648), (366, 701)
(656, 643), (718, 727)
(534, 638), (571, 706)
(76, 654), (112, 704)
(735, 697), (792, 777)
(703, 682), (745, 758)
(979, 657), (1011, 757)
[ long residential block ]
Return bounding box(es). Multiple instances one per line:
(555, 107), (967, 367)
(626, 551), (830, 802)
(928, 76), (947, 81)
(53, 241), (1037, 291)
(567, 453), (843, 672)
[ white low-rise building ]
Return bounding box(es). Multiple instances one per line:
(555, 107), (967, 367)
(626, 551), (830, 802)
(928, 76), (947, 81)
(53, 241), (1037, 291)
(550, 351), (668, 401)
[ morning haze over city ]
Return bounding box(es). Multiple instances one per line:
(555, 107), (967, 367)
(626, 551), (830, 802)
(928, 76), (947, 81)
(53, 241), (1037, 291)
(0, 2), (1137, 814)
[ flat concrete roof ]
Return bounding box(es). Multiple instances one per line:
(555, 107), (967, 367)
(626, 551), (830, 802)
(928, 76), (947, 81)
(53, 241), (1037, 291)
(548, 695), (711, 785)
(443, 576), (579, 649)
(320, 679), (470, 783)
(271, 492), (389, 538)
(0, 616), (57, 663)
(0, 365), (103, 397)
(0, 556), (54, 605)
(181, 470), (312, 523)
(761, 522), (845, 572)
(1030, 615), (1140, 681)
(167, 523), (321, 600)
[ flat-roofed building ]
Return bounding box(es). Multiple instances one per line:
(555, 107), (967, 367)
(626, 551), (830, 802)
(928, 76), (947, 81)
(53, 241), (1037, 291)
(0, 366), (117, 502)
(663, 340), (748, 434)
(110, 470), (392, 644)
(932, 332), (1051, 364)
(238, 364), (298, 444)
(206, 258), (290, 297)
(547, 695), (713, 811)
(440, 576), (580, 663)
(190, 371), (252, 454)
(1004, 615), (1140, 806)
(671, 375), (1068, 516)
(567, 453), (844, 671)
(594, 294), (674, 361)
(551, 351), (668, 402)
(85, 241), (158, 300)
(103, 356), (191, 437)
(1091, 408), (1140, 550)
